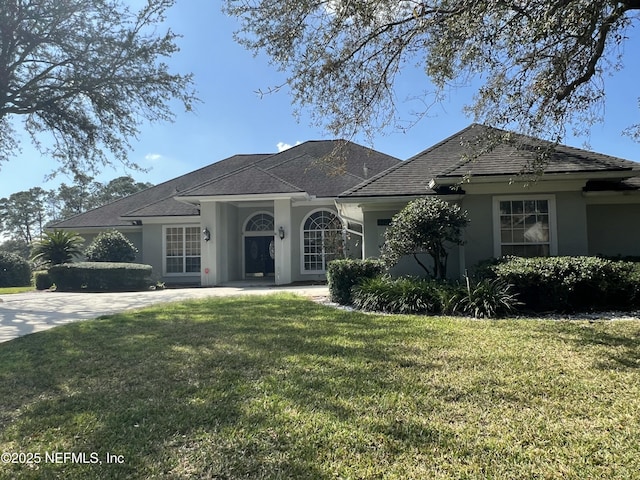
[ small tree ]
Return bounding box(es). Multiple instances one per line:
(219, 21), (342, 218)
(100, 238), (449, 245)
(85, 230), (138, 263)
(381, 197), (468, 279)
(31, 230), (85, 266)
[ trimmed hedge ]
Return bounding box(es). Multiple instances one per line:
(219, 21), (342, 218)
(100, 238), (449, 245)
(0, 252), (31, 287)
(49, 262), (153, 292)
(327, 258), (385, 305)
(489, 256), (640, 312)
(33, 270), (54, 290)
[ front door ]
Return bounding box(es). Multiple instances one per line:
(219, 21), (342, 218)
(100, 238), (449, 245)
(244, 236), (275, 277)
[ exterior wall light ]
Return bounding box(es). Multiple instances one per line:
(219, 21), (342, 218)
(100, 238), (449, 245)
(278, 226), (285, 240)
(202, 227), (211, 242)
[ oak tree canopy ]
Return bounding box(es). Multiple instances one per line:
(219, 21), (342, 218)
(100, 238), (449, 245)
(225, 0), (639, 144)
(0, 0), (197, 175)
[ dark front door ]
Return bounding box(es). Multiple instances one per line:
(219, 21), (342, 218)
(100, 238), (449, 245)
(244, 236), (275, 277)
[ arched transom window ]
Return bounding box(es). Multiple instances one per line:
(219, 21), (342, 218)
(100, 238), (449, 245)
(302, 210), (343, 272)
(245, 213), (274, 232)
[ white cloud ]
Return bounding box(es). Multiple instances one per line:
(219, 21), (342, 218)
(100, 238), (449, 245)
(145, 153), (163, 162)
(276, 141), (301, 152)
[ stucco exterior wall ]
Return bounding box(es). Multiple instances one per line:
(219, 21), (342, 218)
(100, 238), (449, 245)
(587, 203), (640, 257)
(555, 191), (588, 255)
(461, 195), (494, 272)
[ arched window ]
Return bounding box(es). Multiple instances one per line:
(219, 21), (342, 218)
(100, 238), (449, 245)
(245, 213), (274, 232)
(302, 210), (343, 272)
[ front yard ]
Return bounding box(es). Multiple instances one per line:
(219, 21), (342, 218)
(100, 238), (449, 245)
(0, 294), (638, 479)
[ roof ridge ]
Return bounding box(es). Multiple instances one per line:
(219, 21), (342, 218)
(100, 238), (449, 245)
(177, 155), (278, 195)
(254, 166), (305, 192)
(434, 124), (503, 177)
(339, 125), (479, 197)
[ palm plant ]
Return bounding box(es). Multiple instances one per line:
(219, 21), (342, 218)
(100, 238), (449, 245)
(31, 230), (85, 266)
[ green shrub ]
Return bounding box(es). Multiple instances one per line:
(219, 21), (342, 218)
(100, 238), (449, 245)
(0, 252), (31, 287)
(454, 277), (521, 318)
(490, 256), (640, 312)
(33, 270), (54, 290)
(49, 262), (152, 291)
(85, 230), (138, 262)
(352, 276), (444, 314)
(327, 258), (384, 305)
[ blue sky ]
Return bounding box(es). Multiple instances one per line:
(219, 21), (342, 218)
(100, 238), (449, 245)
(1, 1), (639, 199)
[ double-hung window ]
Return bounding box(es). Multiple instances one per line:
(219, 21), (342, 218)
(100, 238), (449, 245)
(164, 226), (201, 274)
(493, 196), (557, 257)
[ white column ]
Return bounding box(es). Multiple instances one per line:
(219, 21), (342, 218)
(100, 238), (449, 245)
(200, 201), (218, 286)
(274, 198), (292, 285)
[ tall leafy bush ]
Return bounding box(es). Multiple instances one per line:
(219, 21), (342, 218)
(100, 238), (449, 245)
(85, 230), (138, 262)
(381, 197), (468, 279)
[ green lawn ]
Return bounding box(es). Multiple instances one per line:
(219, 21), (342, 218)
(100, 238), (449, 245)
(0, 286), (34, 295)
(0, 294), (638, 479)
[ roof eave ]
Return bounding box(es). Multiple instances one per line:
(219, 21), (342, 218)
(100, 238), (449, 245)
(431, 169), (639, 186)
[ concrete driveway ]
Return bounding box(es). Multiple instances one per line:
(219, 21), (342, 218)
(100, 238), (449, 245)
(0, 285), (329, 343)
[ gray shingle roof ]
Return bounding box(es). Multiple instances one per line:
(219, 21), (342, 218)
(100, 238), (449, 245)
(177, 139), (401, 199)
(50, 140), (400, 228)
(50, 153), (270, 228)
(341, 124), (640, 198)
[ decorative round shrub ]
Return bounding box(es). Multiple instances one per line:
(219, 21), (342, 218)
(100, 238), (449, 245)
(0, 252), (31, 287)
(85, 230), (138, 263)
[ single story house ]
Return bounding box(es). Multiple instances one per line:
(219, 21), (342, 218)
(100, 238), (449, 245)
(51, 140), (401, 285)
(52, 124), (640, 285)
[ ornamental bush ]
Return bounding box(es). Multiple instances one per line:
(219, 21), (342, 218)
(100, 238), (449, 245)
(381, 197), (468, 279)
(489, 256), (640, 312)
(352, 276), (445, 314)
(49, 262), (152, 291)
(85, 230), (138, 262)
(31, 230), (84, 266)
(0, 252), (31, 287)
(327, 258), (385, 305)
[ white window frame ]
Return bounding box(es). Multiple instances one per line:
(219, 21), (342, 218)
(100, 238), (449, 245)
(243, 211), (275, 233)
(300, 208), (344, 274)
(163, 224), (201, 276)
(492, 195), (558, 258)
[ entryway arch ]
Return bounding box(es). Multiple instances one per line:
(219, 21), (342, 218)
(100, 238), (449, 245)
(243, 212), (275, 278)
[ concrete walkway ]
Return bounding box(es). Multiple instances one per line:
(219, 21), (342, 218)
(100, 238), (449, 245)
(0, 285), (329, 344)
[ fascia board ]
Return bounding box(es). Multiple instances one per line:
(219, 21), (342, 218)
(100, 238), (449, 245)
(433, 170), (638, 186)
